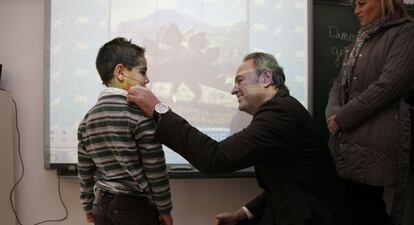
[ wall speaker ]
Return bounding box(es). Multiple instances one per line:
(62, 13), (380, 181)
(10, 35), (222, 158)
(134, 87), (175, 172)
(0, 64), (2, 85)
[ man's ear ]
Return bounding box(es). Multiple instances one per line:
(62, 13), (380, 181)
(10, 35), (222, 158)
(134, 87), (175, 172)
(259, 69), (273, 87)
(114, 64), (125, 82)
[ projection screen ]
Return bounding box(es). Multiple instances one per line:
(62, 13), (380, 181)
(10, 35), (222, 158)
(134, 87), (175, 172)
(44, 0), (309, 173)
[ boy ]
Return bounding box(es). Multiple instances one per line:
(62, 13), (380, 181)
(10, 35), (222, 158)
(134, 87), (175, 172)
(77, 37), (172, 225)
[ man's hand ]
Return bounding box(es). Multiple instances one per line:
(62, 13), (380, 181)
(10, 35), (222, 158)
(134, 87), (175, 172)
(127, 86), (161, 118)
(327, 115), (340, 134)
(215, 208), (247, 225)
(86, 212), (94, 223)
(159, 214), (173, 225)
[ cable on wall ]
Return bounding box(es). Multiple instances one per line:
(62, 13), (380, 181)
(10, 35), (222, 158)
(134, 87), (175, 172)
(9, 98), (68, 225)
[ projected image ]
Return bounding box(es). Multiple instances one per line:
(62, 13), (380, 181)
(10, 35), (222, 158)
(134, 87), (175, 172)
(45, 0), (308, 166)
(406, 0), (414, 4)
(110, 1), (248, 163)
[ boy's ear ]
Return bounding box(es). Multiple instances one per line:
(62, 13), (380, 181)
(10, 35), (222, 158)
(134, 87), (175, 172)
(114, 64), (125, 81)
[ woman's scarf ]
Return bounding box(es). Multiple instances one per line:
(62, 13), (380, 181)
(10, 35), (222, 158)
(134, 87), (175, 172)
(341, 17), (387, 96)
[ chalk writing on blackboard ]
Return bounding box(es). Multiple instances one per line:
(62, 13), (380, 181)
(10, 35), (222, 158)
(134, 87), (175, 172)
(327, 25), (356, 68)
(328, 25), (357, 42)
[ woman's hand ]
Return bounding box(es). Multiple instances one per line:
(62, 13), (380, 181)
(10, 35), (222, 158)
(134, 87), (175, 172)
(327, 115), (340, 134)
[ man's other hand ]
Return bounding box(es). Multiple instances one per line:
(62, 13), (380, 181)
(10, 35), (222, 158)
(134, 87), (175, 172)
(215, 208), (247, 225)
(127, 85), (160, 118)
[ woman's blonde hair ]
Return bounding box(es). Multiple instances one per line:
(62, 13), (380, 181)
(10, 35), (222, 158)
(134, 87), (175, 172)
(380, 0), (412, 20)
(352, 0), (412, 21)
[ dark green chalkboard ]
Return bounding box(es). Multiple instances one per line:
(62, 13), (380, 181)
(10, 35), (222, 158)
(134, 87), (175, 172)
(313, 1), (360, 138)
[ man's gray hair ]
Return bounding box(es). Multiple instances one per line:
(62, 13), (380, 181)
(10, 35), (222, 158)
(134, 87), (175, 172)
(243, 52), (289, 95)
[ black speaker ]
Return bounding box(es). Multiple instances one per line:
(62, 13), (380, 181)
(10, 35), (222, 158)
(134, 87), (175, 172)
(0, 64), (2, 85)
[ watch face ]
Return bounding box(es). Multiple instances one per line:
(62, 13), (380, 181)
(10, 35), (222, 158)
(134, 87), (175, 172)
(155, 103), (170, 114)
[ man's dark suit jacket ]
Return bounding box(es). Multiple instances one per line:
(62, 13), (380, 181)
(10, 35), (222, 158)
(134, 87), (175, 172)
(155, 92), (353, 225)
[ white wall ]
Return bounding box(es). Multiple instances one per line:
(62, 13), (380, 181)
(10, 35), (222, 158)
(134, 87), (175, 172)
(0, 0), (260, 224)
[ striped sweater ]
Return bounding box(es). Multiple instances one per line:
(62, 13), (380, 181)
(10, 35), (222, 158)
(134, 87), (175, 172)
(77, 87), (172, 215)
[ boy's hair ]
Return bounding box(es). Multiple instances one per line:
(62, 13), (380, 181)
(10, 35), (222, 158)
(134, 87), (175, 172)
(96, 37), (145, 85)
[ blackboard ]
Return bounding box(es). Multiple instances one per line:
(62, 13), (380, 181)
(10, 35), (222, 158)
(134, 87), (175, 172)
(312, 1), (414, 139)
(313, 1), (359, 138)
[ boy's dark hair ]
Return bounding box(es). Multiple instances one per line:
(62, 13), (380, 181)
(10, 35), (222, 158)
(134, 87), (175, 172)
(96, 37), (145, 85)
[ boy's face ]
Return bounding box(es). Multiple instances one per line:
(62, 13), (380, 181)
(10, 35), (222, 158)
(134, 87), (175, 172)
(122, 57), (149, 89)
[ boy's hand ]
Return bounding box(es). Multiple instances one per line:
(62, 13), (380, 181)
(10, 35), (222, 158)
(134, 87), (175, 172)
(159, 214), (173, 225)
(86, 212), (94, 223)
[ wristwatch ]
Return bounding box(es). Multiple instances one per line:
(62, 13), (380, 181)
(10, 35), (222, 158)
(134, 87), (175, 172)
(153, 102), (170, 123)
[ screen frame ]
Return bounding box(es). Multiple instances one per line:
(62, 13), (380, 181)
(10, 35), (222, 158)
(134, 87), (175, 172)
(44, 0), (311, 178)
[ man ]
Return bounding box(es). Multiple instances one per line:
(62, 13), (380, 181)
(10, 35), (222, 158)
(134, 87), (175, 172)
(77, 37), (173, 225)
(128, 52), (353, 225)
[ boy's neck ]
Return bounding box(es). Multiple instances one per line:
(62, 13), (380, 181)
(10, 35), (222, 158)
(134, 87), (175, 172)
(107, 79), (128, 90)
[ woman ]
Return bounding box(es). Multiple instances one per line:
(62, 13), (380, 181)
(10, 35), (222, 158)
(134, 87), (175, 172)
(325, 0), (414, 225)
